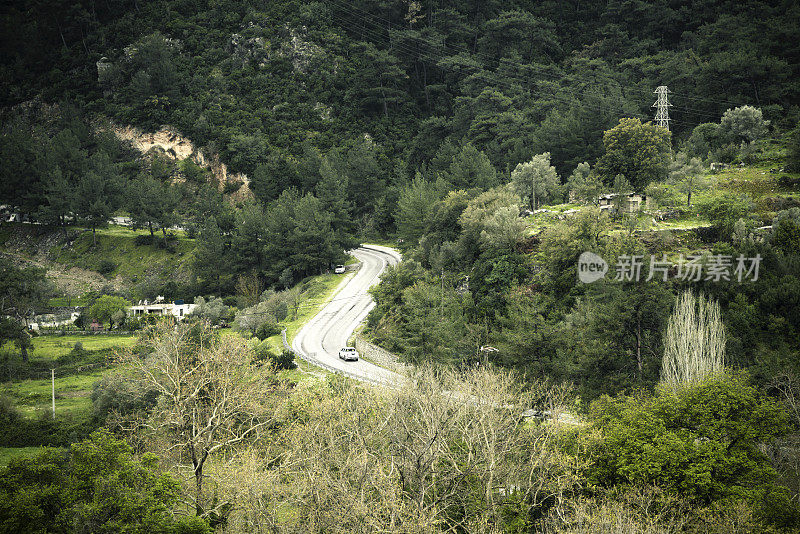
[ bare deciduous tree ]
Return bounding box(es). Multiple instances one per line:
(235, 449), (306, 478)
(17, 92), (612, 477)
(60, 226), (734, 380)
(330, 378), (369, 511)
(280, 366), (580, 533)
(542, 486), (691, 534)
(766, 373), (800, 502)
(119, 322), (285, 517)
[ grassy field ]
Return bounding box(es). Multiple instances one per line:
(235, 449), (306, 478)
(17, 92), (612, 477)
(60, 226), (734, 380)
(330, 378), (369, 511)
(2, 370), (105, 418)
(1, 334), (136, 423)
(54, 225), (196, 284)
(19, 333), (137, 361)
(0, 446), (57, 468)
(2, 272), (344, 424)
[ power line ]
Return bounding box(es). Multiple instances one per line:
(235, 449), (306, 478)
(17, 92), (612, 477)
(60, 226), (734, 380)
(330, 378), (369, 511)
(326, 4), (646, 121)
(345, 0), (760, 113)
(327, 0), (618, 90)
(653, 86), (672, 130)
(669, 90), (752, 110)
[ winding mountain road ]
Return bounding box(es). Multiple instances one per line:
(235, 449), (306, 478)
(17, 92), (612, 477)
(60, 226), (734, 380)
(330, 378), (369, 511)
(291, 245), (403, 385)
(290, 244), (581, 424)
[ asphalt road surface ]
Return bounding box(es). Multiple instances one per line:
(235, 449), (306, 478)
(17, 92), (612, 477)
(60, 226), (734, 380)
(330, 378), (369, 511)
(292, 244), (404, 385)
(291, 245), (582, 425)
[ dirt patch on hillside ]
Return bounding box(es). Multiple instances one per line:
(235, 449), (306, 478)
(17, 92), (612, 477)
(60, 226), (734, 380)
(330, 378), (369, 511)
(1, 227), (66, 261)
(107, 123), (253, 202)
(48, 266), (124, 295)
(1, 250), (121, 295)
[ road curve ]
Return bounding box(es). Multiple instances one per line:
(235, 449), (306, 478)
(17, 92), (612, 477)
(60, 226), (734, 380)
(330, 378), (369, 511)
(292, 245), (403, 385)
(291, 245), (582, 424)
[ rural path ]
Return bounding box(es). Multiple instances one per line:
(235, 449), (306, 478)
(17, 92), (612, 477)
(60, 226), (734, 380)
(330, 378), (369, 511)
(291, 245), (403, 386)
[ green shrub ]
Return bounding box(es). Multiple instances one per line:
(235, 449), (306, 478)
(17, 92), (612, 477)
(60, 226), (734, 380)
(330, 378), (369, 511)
(91, 372), (160, 424)
(273, 301), (289, 322)
(254, 322), (282, 340)
(586, 372), (798, 529)
(252, 343), (296, 370)
(711, 143), (739, 163)
(0, 431), (212, 534)
(695, 193), (753, 239)
(97, 259), (116, 276)
(222, 181), (241, 195)
(122, 316), (146, 330)
(778, 175), (800, 188)
(0, 396), (25, 447)
(273, 349), (297, 370)
(786, 127), (800, 173)
(0, 406), (95, 448)
(773, 219), (800, 253)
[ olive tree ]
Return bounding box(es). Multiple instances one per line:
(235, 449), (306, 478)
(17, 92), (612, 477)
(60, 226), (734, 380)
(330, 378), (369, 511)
(565, 162), (603, 205)
(720, 105), (770, 144)
(189, 296), (230, 325)
(511, 152), (562, 210)
(668, 152), (707, 207)
(89, 295), (131, 329)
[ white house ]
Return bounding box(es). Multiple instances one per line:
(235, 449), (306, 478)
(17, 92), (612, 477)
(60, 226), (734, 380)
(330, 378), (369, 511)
(128, 296), (196, 321)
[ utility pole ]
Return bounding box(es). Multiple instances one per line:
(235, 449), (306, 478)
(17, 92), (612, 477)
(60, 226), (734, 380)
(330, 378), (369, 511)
(440, 268), (444, 319)
(652, 86), (672, 130)
(51, 369), (56, 419)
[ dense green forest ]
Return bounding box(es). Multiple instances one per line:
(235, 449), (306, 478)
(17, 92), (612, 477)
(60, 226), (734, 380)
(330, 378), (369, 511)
(3, 0), (799, 198)
(3, 0), (800, 532)
(1, 0), (798, 287)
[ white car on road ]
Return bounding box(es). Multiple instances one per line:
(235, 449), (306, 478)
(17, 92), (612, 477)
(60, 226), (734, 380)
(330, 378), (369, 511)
(338, 347), (359, 361)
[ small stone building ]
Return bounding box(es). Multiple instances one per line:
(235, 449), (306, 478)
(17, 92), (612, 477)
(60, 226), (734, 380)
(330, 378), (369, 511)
(598, 192), (647, 214)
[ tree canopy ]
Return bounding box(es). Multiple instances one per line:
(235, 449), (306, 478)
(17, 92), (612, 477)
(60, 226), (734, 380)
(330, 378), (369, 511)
(595, 118), (672, 192)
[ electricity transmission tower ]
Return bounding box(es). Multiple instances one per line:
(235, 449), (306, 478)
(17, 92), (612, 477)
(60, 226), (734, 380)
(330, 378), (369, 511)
(652, 86), (671, 130)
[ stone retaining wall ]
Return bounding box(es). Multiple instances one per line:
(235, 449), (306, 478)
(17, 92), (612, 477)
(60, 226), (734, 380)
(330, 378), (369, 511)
(353, 334), (406, 373)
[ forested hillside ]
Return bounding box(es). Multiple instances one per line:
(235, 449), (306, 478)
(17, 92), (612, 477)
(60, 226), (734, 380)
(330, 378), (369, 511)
(3, 0), (800, 397)
(2, 0), (798, 288)
(3, 2), (800, 531)
(3, 0), (799, 183)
